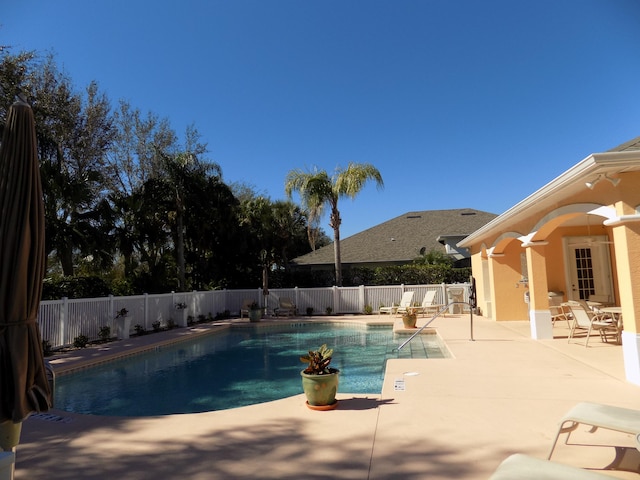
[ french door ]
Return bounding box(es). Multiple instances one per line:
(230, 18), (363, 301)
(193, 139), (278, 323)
(564, 236), (613, 302)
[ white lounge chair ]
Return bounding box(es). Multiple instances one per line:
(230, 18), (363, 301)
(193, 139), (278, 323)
(414, 290), (444, 317)
(490, 453), (615, 479)
(379, 291), (414, 316)
(548, 402), (640, 460)
(274, 297), (296, 317)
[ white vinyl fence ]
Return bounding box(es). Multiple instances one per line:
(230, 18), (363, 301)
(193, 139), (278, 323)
(39, 283), (471, 349)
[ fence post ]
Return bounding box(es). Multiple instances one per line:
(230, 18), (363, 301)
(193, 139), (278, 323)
(60, 297), (68, 347)
(332, 286), (339, 314)
(108, 294), (114, 321)
(358, 285), (365, 313)
(144, 293), (149, 328)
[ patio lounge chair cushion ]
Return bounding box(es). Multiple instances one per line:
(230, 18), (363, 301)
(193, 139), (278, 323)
(490, 454), (614, 479)
(548, 402), (640, 459)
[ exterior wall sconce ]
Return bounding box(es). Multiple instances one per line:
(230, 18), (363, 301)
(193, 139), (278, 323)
(586, 173), (620, 189)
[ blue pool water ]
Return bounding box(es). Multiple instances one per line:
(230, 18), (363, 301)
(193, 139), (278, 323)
(54, 323), (448, 416)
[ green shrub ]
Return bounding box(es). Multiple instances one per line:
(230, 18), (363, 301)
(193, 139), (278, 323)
(152, 321), (161, 332)
(73, 335), (89, 348)
(98, 325), (111, 342)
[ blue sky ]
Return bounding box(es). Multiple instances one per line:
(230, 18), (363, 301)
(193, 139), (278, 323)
(4, 1), (640, 238)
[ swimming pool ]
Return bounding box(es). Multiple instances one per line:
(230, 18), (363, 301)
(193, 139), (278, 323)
(54, 323), (449, 416)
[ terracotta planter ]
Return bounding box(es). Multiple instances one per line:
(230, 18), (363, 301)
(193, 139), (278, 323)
(402, 313), (417, 328)
(248, 308), (262, 322)
(300, 370), (339, 409)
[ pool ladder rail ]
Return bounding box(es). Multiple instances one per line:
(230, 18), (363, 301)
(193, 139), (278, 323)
(395, 301), (475, 352)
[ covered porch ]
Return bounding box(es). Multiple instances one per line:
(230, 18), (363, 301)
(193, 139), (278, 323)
(459, 142), (640, 385)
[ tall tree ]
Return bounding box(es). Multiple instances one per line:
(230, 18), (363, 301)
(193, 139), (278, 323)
(285, 162), (383, 286)
(21, 55), (115, 275)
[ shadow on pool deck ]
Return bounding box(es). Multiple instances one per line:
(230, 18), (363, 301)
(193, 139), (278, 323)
(15, 314), (640, 479)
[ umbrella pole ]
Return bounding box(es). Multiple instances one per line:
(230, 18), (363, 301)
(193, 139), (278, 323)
(0, 421), (20, 479)
(0, 420), (21, 451)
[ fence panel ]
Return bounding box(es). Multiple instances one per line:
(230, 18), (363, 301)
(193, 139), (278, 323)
(365, 285), (405, 313)
(335, 287), (361, 313)
(67, 297), (111, 342)
(295, 287), (333, 315)
(39, 300), (63, 347)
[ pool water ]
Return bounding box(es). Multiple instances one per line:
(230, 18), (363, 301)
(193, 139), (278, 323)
(54, 323), (448, 416)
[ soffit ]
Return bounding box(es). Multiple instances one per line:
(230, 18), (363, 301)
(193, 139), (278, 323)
(458, 151), (640, 248)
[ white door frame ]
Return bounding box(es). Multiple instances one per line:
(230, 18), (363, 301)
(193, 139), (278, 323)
(563, 236), (614, 302)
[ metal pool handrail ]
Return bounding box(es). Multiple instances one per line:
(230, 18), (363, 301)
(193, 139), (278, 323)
(396, 301), (474, 351)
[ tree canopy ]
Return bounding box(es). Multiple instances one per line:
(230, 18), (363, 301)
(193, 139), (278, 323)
(0, 48), (321, 295)
(285, 162), (383, 286)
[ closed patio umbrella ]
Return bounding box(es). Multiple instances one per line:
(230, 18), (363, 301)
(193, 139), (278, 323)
(0, 101), (51, 454)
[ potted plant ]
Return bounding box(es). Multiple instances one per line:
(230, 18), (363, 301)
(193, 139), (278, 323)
(300, 344), (340, 410)
(175, 302), (188, 327)
(248, 301), (262, 323)
(402, 309), (417, 328)
(114, 308), (131, 339)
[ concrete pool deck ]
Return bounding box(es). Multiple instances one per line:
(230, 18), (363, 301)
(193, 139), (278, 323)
(14, 313), (640, 479)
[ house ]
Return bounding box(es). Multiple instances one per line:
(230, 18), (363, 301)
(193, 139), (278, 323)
(458, 135), (640, 385)
(291, 209), (497, 271)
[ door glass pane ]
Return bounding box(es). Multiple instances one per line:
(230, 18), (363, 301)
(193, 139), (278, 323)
(574, 248), (595, 300)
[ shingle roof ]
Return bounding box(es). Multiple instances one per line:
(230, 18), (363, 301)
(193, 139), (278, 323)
(291, 209), (498, 266)
(608, 136), (640, 152)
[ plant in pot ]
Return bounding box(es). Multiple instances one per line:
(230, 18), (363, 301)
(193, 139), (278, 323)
(114, 307), (132, 339)
(300, 344), (340, 410)
(175, 302), (189, 327)
(248, 301), (262, 322)
(402, 308), (417, 328)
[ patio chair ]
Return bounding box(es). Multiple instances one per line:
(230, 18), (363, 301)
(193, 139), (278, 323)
(379, 291), (414, 316)
(490, 453), (615, 479)
(414, 290), (445, 317)
(548, 402), (640, 460)
(274, 297), (296, 317)
(240, 298), (253, 318)
(565, 301), (610, 347)
(550, 304), (571, 328)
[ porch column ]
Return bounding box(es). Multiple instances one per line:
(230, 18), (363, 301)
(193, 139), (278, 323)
(611, 219), (640, 385)
(525, 244), (553, 339)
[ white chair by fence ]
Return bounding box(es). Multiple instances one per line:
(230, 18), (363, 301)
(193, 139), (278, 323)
(379, 291), (414, 316)
(415, 290), (444, 317)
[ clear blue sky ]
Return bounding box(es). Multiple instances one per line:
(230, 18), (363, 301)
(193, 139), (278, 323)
(4, 1), (640, 238)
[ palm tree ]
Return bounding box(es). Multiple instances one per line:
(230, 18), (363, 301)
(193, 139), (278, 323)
(285, 162), (383, 286)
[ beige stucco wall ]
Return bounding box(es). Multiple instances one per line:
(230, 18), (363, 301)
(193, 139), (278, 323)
(468, 170), (640, 323)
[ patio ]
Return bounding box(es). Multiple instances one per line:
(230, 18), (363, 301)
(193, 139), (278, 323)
(14, 314), (640, 479)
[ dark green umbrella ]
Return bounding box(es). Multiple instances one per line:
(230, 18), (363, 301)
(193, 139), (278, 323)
(0, 101), (51, 452)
